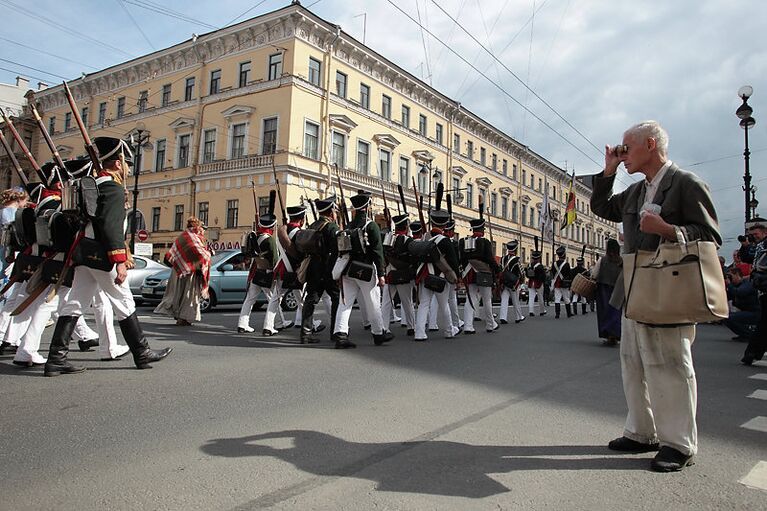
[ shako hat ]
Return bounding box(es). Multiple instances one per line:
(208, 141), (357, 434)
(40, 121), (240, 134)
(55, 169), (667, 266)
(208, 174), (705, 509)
(287, 205), (306, 218)
(531, 235), (541, 259)
(350, 189), (372, 210)
(63, 158), (92, 179)
(39, 161), (65, 188)
(576, 245), (585, 263)
(556, 245), (566, 257)
(259, 190), (277, 228)
(410, 220), (423, 234)
(392, 213), (409, 228)
(315, 195), (336, 214)
(506, 240), (519, 252)
(444, 218), (455, 231)
(94, 137), (133, 164)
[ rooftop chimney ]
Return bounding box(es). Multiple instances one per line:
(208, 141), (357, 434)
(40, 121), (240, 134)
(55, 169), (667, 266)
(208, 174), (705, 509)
(37, 82), (48, 91)
(15, 76), (29, 89)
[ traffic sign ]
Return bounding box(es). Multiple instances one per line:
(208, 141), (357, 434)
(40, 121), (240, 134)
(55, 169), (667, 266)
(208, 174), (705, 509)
(137, 229), (149, 242)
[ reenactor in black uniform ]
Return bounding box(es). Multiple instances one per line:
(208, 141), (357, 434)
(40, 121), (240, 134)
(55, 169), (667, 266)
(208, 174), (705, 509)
(299, 196), (345, 346)
(570, 249), (589, 315)
(381, 213), (416, 336)
(498, 240), (525, 324)
(526, 237), (547, 316)
(274, 204), (306, 331)
(44, 137), (172, 376)
(550, 245), (573, 318)
(460, 210), (500, 334)
(332, 190), (393, 347)
(443, 218), (464, 332)
(410, 221), (424, 240)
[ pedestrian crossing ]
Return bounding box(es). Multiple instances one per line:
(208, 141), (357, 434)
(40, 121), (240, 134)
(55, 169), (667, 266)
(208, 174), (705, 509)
(740, 369), (767, 492)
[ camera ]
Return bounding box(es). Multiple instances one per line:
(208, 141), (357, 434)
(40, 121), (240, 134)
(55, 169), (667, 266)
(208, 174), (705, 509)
(612, 144), (628, 157)
(738, 235), (747, 243)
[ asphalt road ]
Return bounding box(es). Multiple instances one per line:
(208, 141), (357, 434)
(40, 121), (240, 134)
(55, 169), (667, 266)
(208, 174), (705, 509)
(0, 304), (765, 510)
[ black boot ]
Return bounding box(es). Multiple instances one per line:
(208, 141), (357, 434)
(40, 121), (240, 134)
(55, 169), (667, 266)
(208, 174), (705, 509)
(566, 304), (573, 318)
(332, 332), (356, 349)
(373, 331), (394, 346)
(572, 303), (578, 316)
(118, 313), (172, 369)
(78, 339), (99, 352)
(44, 316), (86, 377)
(300, 328), (320, 344)
(555, 303), (561, 318)
(582, 303), (588, 315)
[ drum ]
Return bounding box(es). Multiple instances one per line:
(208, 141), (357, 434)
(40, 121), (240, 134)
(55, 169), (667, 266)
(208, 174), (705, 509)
(336, 231), (352, 254)
(571, 273), (597, 300)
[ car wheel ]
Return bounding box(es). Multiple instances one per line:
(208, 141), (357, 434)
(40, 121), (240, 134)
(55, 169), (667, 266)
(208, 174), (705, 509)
(200, 290), (215, 313)
(282, 292), (298, 312)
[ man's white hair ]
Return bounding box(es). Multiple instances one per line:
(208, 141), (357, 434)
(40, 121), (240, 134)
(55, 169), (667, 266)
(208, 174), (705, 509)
(625, 120), (669, 157)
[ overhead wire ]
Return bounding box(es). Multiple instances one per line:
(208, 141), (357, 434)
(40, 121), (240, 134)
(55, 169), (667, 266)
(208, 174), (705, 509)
(224, 0), (270, 28)
(0, 58), (70, 81)
(121, 0), (218, 30)
(415, 0), (433, 84)
(521, 0), (536, 141)
(117, 0), (157, 50)
(0, 36), (99, 71)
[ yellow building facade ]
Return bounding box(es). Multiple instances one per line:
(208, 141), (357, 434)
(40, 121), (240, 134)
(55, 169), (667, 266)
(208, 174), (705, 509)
(29, 2), (616, 266)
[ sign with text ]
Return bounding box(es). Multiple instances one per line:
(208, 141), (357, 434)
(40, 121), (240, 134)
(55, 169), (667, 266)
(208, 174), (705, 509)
(134, 242), (153, 257)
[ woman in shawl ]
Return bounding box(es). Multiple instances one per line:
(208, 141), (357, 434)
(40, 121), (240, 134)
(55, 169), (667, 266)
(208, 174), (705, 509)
(592, 238), (622, 346)
(154, 217), (211, 325)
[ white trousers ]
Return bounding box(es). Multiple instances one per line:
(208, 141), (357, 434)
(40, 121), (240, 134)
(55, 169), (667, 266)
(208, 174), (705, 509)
(414, 282), (456, 339)
(499, 287), (524, 321)
(238, 282), (272, 330)
(553, 287), (571, 304)
(528, 286), (545, 315)
(381, 282), (414, 330)
(448, 282), (462, 329)
(334, 273), (383, 336)
(571, 293), (586, 304)
(92, 290), (129, 359)
(428, 294), (439, 329)
(60, 266), (135, 320)
(463, 284), (496, 332)
(0, 282), (25, 345)
(620, 315), (698, 456)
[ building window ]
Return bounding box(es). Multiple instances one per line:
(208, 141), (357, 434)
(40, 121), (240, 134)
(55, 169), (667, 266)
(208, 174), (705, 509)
(522, 169), (526, 185)
(48, 116), (56, 134)
(360, 83), (370, 109)
(538, 178), (542, 191)
(308, 57), (321, 86)
(529, 207), (535, 227)
(401, 105), (410, 128)
(184, 77), (195, 101)
(355, 139), (368, 174)
(399, 157), (409, 186)
(479, 188), (487, 208)
(202, 129), (216, 163)
(154, 139), (166, 171)
(492, 153), (497, 171)
(138, 90), (148, 112)
(226, 200), (239, 228)
(379, 149), (391, 181)
(512, 163), (518, 180)
(258, 196), (270, 217)
(480, 147), (486, 166)
(174, 204), (184, 231)
(209, 69), (221, 94)
(178, 134), (190, 168)
(335, 71), (347, 97)
(239, 61), (251, 87)
(197, 202), (209, 226)
(162, 84), (171, 106)
(231, 123), (246, 159)
(466, 183), (474, 209)
(331, 131), (346, 168)
(521, 204), (527, 226)
(490, 192), (497, 216)
(151, 207), (161, 231)
(453, 133), (460, 154)
(304, 121), (319, 160)
(262, 117), (278, 155)
(269, 53), (283, 81)
(418, 114), (427, 136)
(466, 140), (473, 159)
(382, 95), (392, 119)
(64, 112), (72, 131)
(502, 159), (508, 176)
(530, 172), (535, 188)
(512, 200), (518, 222)
(452, 176), (460, 195)
(117, 97), (125, 118)
(435, 123), (443, 145)
(80, 107), (88, 127)
(501, 197), (508, 219)
(98, 102), (107, 125)
(417, 167), (427, 192)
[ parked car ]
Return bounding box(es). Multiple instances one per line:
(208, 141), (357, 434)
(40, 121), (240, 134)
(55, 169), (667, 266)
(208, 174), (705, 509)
(128, 255), (167, 304)
(140, 250), (297, 313)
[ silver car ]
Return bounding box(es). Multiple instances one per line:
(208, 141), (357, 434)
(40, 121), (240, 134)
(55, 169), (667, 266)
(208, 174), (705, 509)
(128, 255), (168, 304)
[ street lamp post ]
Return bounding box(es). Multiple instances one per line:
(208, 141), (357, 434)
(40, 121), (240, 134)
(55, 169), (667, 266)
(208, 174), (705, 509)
(128, 122), (150, 253)
(736, 85), (756, 223)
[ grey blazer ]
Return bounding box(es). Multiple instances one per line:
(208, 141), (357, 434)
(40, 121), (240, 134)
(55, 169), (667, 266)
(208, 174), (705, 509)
(590, 163), (721, 307)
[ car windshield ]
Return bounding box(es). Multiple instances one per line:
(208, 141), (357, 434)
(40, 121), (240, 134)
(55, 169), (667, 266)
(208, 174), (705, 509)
(210, 250), (237, 265)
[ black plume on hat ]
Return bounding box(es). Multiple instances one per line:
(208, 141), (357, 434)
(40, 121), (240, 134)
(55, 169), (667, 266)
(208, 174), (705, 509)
(446, 193), (453, 218)
(268, 190), (276, 216)
(435, 182), (444, 211)
(534, 235), (539, 252)
(556, 245), (566, 257)
(478, 197), (484, 220)
(397, 184), (408, 215)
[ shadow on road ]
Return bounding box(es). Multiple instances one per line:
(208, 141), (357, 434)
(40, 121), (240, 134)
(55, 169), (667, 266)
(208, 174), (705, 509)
(201, 429), (646, 502)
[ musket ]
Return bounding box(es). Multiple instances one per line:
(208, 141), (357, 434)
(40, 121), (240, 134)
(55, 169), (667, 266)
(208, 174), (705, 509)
(333, 163), (349, 228)
(62, 81), (102, 174)
(379, 181), (392, 231)
(411, 176), (427, 231)
(0, 130), (28, 186)
(271, 159), (287, 225)
(397, 184), (408, 216)
(1, 108), (45, 182)
(304, 195), (317, 222)
(27, 94), (66, 170)
(251, 179), (259, 228)
(447, 193), (453, 223)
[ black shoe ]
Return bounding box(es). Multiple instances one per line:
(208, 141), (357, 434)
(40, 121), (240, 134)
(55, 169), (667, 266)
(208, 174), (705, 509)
(277, 321), (294, 331)
(607, 436), (660, 453)
(262, 329), (275, 336)
(650, 446), (694, 472)
(237, 326), (255, 333)
(540, 310), (547, 316)
(500, 319), (508, 324)
(363, 324), (371, 331)
(293, 324), (302, 329)
(77, 339), (99, 352)
(463, 330), (476, 335)
(528, 312), (535, 317)
(414, 337), (427, 342)
(486, 323), (499, 333)
(332, 332), (356, 349)
(428, 328), (438, 332)
(0, 341), (17, 355)
(13, 360), (43, 368)
(313, 324), (326, 334)
(300, 332), (320, 344)
(407, 329), (415, 336)
(118, 312), (173, 369)
(732, 335), (747, 341)
(515, 317), (526, 324)
(373, 331), (394, 346)
(474, 317), (480, 322)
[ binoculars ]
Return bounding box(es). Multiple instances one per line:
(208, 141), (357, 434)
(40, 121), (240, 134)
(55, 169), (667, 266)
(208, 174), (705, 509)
(612, 144), (629, 157)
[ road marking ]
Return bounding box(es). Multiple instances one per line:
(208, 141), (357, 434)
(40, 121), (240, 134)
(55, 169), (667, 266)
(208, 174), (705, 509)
(750, 374), (767, 381)
(741, 416), (767, 433)
(740, 461), (767, 492)
(748, 390), (767, 401)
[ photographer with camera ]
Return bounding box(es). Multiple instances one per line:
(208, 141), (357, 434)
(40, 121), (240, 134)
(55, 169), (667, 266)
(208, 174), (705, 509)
(742, 217), (767, 365)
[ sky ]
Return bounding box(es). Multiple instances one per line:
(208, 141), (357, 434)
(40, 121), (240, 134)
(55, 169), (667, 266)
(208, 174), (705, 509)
(0, 0), (765, 259)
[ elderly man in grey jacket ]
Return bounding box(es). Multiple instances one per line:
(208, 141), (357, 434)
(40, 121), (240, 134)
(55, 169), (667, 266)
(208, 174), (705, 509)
(591, 120), (721, 472)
